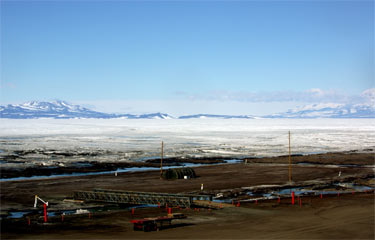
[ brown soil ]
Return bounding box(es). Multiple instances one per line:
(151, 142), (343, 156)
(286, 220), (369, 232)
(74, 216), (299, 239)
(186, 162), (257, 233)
(1, 152), (374, 239)
(2, 193), (374, 239)
(244, 151), (375, 165)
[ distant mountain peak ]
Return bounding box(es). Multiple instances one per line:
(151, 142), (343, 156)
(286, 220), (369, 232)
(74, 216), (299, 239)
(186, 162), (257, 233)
(178, 114), (255, 119)
(0, 101), (173, 119)
(0, 100), (109, 119)
(267, 103), (374, 118)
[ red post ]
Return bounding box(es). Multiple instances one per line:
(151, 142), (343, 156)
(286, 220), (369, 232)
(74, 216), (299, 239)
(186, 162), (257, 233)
(61, 214), (64, 222)
(255, 199), (258, 205)
(320, 193), (323, 199)
(131, 208), (134, 215)
(278, 197), (280, 203)
(158, 202), (160, 208)
(168, 208), (171, 214)
(43, 204), (47, 223)
(292, 192), (295, 205)
(232, 200), (234, 205)
(237, 201), (240, 207)
(28, 217), (31, 225)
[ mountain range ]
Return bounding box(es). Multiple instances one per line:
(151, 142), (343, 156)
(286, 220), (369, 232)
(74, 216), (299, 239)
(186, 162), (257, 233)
(178, 114), (255, 119)
(0, 100), (373, 119)
(0, 101), (172, 119)
(266, 103), (374, 118)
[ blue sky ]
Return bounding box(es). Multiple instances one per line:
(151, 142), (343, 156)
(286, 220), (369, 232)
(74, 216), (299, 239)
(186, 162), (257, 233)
(1, 1), (374, 115)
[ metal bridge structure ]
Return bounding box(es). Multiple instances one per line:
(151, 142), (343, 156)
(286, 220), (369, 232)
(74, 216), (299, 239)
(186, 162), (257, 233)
(73, 189), (212, 207)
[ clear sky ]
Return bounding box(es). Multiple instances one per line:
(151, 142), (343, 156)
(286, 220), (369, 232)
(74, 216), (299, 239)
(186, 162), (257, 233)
(1, 0), (374, 115)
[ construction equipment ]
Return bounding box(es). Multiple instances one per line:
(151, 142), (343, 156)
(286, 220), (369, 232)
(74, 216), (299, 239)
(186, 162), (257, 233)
(130, 213), (187, 232)
(34, 195), (48, 208)
(193, 200), (235, 209)
(162, 167), (196, 180)
(33, 195), (49, 223)
(73, 189), (212, 207)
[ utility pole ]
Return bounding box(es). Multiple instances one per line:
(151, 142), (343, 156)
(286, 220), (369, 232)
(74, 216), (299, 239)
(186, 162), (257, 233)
(289, 131), (292, 184)
(160, 141), (163, 178)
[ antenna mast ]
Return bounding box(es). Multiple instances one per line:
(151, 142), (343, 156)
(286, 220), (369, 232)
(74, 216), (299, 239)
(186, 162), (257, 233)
(160, 141), (164, 178)
(289, 131), (292, 184)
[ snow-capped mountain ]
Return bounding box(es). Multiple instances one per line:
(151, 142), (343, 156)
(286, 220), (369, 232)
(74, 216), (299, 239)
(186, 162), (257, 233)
(137, 113), (172, 119)
(117, 112), (173, 119)
(266, 103), (374, 118)
(1, 100), (373, 119)
(0, 101), (173, 119)
(179, 114), (255, 119)
(0, 100), (113, 119)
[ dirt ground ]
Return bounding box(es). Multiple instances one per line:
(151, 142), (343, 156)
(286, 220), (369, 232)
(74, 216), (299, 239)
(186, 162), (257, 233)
(2, 193), (374, 239)
(1, 152), (374, 239)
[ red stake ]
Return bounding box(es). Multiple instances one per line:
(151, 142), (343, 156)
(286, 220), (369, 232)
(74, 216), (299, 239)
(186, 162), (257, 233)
(320, 193), (323, 199)
(169, 208), (171, 214)
(131, 208), (134, 215)
(292, 192), (295, 205)
(43, 204), (47, 223)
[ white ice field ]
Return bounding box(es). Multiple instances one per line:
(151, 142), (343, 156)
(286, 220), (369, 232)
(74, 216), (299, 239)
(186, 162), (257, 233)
(0, 118), (374, 161)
